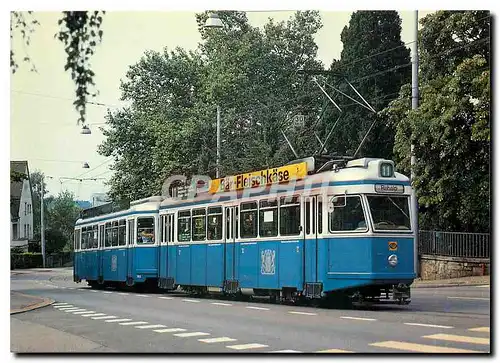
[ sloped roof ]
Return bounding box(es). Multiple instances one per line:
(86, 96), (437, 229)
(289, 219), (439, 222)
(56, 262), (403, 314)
(10, 161), (30, 220)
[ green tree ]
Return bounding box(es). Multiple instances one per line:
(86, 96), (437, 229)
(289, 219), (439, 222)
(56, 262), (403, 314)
(45, 190), (82, 251)
(322, 11), (411, 159)
(383, 11), (490, 232)
(10, 11), (105, 124)
(29, 170), (48, 237)
(99, 11), (325, 201)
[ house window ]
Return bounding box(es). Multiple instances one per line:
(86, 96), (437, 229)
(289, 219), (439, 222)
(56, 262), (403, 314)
(13, 223), (18, 240)
(25, 202), (27, 216)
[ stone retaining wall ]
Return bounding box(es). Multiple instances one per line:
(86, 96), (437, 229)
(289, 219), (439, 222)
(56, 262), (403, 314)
(419, 254), (490, 280)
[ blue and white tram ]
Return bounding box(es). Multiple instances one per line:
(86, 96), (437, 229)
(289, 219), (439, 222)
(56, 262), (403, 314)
(158, 157), (416, 304)
(73, 197), (162, 288)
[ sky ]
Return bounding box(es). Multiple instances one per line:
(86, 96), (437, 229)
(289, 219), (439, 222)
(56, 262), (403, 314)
(8, 7), (443, 202)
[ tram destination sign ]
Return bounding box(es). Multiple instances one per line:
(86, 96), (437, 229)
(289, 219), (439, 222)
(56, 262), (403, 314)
(374, 184), (405, 194)
(209, 162), (308, 194)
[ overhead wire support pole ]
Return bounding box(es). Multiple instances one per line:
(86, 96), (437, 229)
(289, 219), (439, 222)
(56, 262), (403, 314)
(411, 10), (420, 277)
(281, 130), (299, 159)
(314, 114), (342, 155)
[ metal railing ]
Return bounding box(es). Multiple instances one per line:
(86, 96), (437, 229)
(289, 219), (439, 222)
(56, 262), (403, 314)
(418, 230), (490, 258)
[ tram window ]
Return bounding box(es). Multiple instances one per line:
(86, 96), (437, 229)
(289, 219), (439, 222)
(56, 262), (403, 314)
(208, 206), (222, 240)
(92, 225), (98, 248)
(305, 201), (311, 234)
(329, 195), (367, 232)
(240, 202), (257, 238)
(127, 220), (135, 246)
(74, 229), (80, 251)
(259, 199), (278, 238)
(366, 195), (411, 231)
(118, 220), (126, 246)
(280, 196), (301, 236)
(318, 197), (323, 234)
(105, 222), (112, 247)
(112, 222), (119, 247)
(137, 217), (155, 244)
(178, 210), (191, 242)
(192, 208), (206, 241)
(81, 228), (87, 249)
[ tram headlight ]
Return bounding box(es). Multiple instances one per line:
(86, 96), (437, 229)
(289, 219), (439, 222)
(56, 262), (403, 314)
(388, 254), (398, 267)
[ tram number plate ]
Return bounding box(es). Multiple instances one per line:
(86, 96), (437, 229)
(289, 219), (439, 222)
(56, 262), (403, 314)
(388, 241), (398, 251)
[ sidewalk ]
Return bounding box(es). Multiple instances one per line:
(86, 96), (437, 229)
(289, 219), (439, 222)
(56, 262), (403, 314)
(11, 318), (114, 352)
(412, 275), (490, 288)
(10, 291), (54, 315)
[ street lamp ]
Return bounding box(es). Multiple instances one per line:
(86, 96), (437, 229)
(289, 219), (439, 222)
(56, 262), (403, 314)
(204, 12), (223, 28)
(82, 162), (90, 169)
(40, 175), (53, 268)
(81, 124), (91, 135)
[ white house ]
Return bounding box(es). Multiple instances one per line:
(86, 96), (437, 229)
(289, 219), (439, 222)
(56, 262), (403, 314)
(11, 161), (34, 250)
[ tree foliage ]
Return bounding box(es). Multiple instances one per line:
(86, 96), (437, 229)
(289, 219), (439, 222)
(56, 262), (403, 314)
(99, 11), (324, 202)
(11, 11), (105, 125)
(324, 11), (411, 159)
(383, 11), (490, 232)
(45, 190), (82, 251)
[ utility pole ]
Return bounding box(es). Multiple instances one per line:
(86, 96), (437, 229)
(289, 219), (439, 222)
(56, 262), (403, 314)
(40, 177), (46, 268)
(216, 105), (221, 178)
(411, 10), (419, 277)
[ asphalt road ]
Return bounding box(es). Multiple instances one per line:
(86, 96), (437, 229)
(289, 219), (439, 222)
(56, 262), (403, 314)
(11, 269), (490, 353)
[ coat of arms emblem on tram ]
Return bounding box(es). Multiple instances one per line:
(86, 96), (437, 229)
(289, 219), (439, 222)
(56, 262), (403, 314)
(261, 249), (276, 275)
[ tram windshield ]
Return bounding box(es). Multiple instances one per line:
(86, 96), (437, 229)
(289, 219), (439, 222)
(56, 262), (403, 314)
(366, 195), (411, 231)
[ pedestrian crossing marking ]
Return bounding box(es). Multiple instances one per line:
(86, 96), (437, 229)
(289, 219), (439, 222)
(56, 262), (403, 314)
(135, 324), (167, 329)
(53, 303), (71, 307)
(174, 332), (210, 338)
(91, 315), (117, 320)
(316, 349), (353, 353)
(370, 341), (481, 353)
(404, 323), (454, 329)
(226, 343), (268, 350)
(423, 333), (490, 345)
(119, 321), (149, 326)
(199, 337), (237, 343)
(73, 311), (95, 315)
(154, 328), (186, 333)
(469, 327), (489, 333)
(61, 308), (86, 312)
(105, 318), (132, 323)
(81, 313), (107, 317)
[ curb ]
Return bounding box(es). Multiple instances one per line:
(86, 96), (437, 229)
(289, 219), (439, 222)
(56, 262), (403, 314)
(412, 282), (490, 289)
(10, 292), (54, 315)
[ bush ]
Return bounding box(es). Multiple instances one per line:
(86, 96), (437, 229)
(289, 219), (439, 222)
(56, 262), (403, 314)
(11, 252), (43, 269)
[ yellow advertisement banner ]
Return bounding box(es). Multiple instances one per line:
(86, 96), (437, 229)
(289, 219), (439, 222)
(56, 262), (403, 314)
(209, 162), (308, 194)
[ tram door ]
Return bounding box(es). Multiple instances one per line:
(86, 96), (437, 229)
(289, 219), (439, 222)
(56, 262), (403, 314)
(98, 224), (105, 283)
(224, 206), (238, 291)
(158, 214), (174, 288)
(303, 196), (322, 283)
(126, 218), (135, 285)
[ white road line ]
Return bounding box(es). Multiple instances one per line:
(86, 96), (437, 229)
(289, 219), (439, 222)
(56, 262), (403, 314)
(158, 296), (173, 300)
(154, 328), (186, 333)
(423, 333), (490, 345)
(73, 311), (95, 315)
(135, 324), (167, 329)
(199, 337), (237, 343)
(316, 348), (353, 353)
(118, 292), (129, 296)
(67, 287), (75, 290)
(476, 285), (490, 288)
(246, 306), (270, 311)
(469, 327), (490, 333)
(59, 286), (67, 289)
(136, 294), (149, 297)
(119, 321), (149, 326)
(340, 316), (377, 321)
(90, 290), (99, 293)
(81, 313), (107, 317)
(271, 350), (302, 353)
(62, 308), (87, 313)
(447, 296), (489, 301)
(91, 315), (118, 320)
(289, 311), (317, 316)
(212, 302), (232, 306)
(102, 291), (113, 294)
(404, 323), (454, 329)
(57, 307), (78, 311)
(174, 332), (210, 338)
(226, 343), (269, 350)
(182, 299), (200, 303)
(105, 318), (132, 323)
(52, 303), (71, 307)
